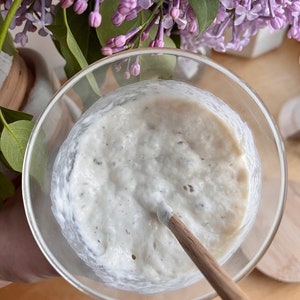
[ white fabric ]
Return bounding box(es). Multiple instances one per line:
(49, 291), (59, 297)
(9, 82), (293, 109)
(0, 52), (13, 87)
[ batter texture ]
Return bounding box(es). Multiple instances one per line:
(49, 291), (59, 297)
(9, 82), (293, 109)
(51, 80), (260, 293)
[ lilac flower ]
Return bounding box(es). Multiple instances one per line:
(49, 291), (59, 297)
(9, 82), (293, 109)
(130, 56), (141, 76)
(1, 0), (300, 63)
(112, 0), (144, 27)
(89, 11), (101, 27)
(149, 17), (164, 47)
(61, 0), (74, 9)
(1, 0), (56, 48)
(89, 0), (103, 28)
(112, 11), (127, 26)
(73, 0), (88, 14)
(234, 4), (262, 26)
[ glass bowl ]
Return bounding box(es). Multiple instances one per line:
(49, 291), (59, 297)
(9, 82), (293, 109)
(22, 48), (287, 300)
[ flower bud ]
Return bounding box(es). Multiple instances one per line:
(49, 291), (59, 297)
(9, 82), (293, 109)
(106, 37), (116, 48)
(130, 58), (140, 76)
(89, 11), (102, 27)
(141, 31), (149, 41)
(60, 0), (74, 9)
(137, 0), (152, 9)
(125, 10), (137, 21)
(14, 32), (28, 47)
(154, 39), (164, 47)
(73, 0), (88, 14)
(270, 16), (285, 30)
(170, 7), (180, 19)
(187, 20), (198, 33)
(114, 35), (127, 47)
(124, 70), (131, 79)
(101, 47), (113, 56)
(112, 11), (126, 26)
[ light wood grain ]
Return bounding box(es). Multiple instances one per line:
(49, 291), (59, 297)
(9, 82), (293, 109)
(168, 214), (250, 300)
(1, 37), (300, 299)
(256, 180), (300, 282)
(0, 53), (34, 110)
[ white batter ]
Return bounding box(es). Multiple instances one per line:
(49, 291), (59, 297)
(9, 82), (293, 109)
(51, 80), (260, 293)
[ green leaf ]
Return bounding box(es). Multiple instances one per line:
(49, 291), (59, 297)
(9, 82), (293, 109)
(189, 0), (220, 34)
(48, 7), (85, 77)
(48, 8), (100, 97)
(0, 172), (15, 207)
(64, 7), (103, 64)
(0, 106), (33, 132)
(0, 120), (34, 172)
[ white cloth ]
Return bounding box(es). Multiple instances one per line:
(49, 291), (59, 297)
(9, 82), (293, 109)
(0, 52), (13, 87)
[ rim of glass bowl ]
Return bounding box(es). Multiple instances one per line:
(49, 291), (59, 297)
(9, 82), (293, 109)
(22, 47), (287, 300)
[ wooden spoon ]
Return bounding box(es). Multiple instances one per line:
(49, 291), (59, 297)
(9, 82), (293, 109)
(167, 213), (250, 300)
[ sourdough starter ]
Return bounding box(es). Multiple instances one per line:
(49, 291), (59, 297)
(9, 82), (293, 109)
(51, 80), (260, 293)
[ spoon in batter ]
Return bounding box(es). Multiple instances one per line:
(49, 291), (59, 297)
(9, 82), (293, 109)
(156, 202), (250, 300)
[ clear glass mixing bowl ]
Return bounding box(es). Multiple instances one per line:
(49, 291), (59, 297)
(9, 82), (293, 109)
(22, 48), (287, 300)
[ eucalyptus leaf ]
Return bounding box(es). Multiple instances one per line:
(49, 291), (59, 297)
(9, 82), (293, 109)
(0, 172), (15, 207)
(0, 106), (33, 132)
(0, 120), (34, 172)
(189, 0), (220, 34)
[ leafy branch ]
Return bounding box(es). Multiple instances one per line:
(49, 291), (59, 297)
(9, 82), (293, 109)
(0, 107), (34, 206)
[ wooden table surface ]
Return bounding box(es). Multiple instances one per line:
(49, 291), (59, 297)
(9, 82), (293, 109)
(1, 37), (300, 299)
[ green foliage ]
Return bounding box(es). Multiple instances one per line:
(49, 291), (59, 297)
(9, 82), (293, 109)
(0, 119), (35, 172)
(48, 8), (100, 98)
(189, 0), (220, 34)
(0, 107), (33, 132)
(0, 107), (34, 204)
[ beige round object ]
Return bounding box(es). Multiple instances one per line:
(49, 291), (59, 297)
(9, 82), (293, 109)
(0, 53), (34, 110)
(256, 180), (300, 282)
(278, 97), (300, 140)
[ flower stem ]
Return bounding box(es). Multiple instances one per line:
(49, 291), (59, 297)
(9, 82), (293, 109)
(0, 0), (22, 51)
(0, 109), (16, 142)
(133, 0), (164, 48)
(0, 109), (9, 128)
(0, 109), (15, 141)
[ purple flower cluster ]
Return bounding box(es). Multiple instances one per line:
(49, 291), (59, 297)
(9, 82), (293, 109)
(98, 0), (300, 56)
(1, 0), (299, 73)
(61, 0), (104, 27)
(182, 0), (300, 53)
(1, 0), (56, 46)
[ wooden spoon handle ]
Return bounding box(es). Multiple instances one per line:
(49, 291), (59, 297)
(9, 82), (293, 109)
(168, 214), (250, 300)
